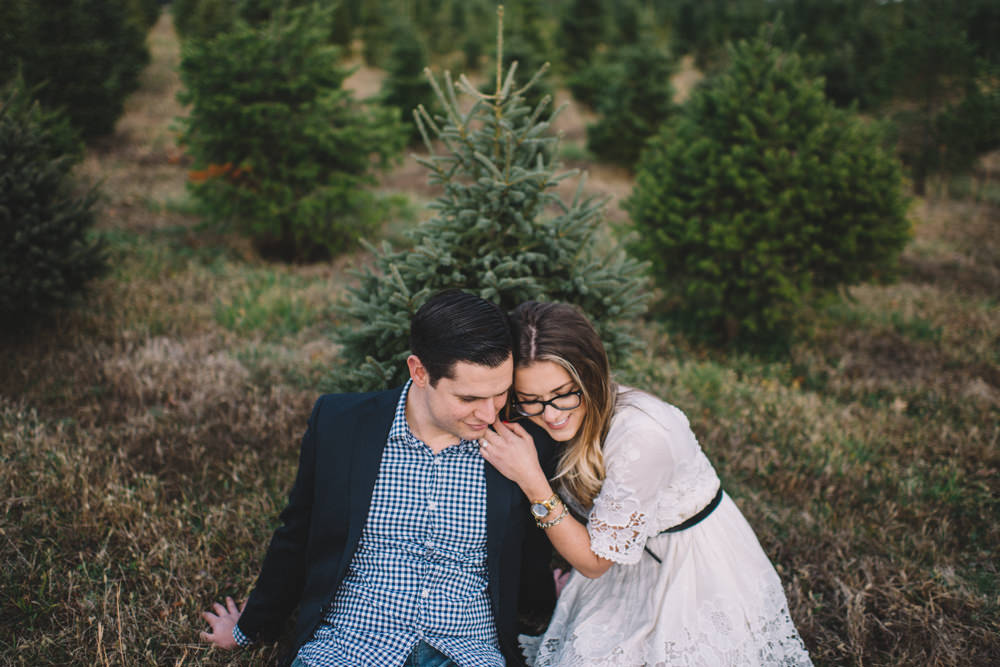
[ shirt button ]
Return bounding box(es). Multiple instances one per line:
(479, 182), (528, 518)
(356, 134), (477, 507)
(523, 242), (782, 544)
(427, 501), (438, 511)
(421, 588), (430, 598)
(424, 540), (435, 549)
(432, 457), (441, 465)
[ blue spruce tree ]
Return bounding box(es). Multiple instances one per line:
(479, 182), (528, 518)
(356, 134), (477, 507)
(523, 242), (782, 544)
(326, 10), (648, 391)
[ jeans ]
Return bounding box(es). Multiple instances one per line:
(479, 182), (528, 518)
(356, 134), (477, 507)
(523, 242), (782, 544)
(290, 642), (457, 667)
(403, 641), (459, 667)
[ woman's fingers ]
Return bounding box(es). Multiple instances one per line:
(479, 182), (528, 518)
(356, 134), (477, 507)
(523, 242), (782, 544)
(481, 423), (514, 447)
(504, 420), (529, 438)
(493, 419), (514, 436)
(479, 428), (499, 447)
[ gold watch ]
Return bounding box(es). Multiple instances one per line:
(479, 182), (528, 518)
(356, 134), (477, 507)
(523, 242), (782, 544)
(530, 493), (561, 520)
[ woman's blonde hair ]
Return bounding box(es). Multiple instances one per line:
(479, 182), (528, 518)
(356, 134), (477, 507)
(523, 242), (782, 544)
(510, 301), (617, 508)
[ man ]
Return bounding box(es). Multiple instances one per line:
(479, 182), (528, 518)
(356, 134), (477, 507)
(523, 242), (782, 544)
(201, 290), (556, 666)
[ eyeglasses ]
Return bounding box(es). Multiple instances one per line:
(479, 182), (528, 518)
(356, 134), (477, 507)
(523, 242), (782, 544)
(513, 390), (583, 417)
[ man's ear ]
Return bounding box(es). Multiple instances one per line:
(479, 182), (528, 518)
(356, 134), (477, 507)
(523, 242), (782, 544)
(407, 354), (429, 388)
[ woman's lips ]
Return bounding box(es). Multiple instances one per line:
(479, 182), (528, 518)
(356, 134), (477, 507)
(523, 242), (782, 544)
(546, 415), (570, 430)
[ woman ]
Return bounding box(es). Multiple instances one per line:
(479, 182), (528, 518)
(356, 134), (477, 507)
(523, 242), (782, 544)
(480, 301), (812, 666)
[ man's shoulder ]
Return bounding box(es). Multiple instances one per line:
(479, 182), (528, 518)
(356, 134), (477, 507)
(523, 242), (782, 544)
(520, 419), (559, 475)
(520, 419), (554, 447)
(311, 385), (405, 418)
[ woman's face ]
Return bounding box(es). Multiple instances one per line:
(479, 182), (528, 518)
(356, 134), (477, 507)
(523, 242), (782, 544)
(513, 361), (587, 442)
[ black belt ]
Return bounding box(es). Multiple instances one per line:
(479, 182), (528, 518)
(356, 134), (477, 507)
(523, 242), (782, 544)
(643, 487), (724, 564)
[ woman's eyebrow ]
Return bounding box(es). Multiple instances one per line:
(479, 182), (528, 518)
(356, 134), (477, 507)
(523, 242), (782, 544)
(517, 380), (575, 400)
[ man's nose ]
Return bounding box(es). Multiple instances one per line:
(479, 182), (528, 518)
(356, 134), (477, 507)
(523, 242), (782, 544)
(474, 398), (499, 423)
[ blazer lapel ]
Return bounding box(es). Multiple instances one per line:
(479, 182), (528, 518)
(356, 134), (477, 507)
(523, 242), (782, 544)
(337, 388), (401, 583)
(485, 459), (517, 608)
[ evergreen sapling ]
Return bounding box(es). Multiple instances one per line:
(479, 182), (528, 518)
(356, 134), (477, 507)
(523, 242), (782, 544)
(327, 14), (648, 391)
(625, 25), (910, 343)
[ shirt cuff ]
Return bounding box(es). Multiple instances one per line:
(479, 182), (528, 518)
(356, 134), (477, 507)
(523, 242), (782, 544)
(233, 623), (251, 647)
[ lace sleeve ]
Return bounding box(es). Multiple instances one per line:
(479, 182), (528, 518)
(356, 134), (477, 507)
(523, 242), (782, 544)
(587, 406), (676, 565)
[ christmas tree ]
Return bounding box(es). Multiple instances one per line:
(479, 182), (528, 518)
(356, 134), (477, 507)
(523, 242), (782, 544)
(626, 23), (910, 343)
(178, 3), (405, 261)
(0, 80), (105, 332)
(326, 7), (648, 392)
(587, 37), (677, 168)
(379, 17), (437, 145)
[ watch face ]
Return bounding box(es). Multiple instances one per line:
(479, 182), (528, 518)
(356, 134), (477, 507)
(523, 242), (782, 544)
(531, 503), (549, 518)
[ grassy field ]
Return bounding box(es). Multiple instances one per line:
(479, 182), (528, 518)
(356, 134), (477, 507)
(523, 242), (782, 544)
(2, 13), (998, 666)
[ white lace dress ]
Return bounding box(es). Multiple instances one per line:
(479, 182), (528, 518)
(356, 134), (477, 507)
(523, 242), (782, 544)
(521, 390), (812, 666)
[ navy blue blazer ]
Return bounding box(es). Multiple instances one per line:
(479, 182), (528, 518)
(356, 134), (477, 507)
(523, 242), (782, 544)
(236, 386), (557, 665)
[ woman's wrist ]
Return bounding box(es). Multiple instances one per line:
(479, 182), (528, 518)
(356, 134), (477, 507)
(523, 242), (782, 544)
(519, 472), (554, 503)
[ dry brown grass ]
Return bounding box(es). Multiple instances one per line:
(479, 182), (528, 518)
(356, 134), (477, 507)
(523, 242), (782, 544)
(2, 10), (998, 667)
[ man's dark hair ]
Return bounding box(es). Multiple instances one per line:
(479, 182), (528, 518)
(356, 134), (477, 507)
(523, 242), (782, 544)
(410, 289), (512, 385)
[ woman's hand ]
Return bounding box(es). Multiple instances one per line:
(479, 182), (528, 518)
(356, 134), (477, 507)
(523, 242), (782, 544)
(483, 421), (614, 580)
(479, 419), (550, 496)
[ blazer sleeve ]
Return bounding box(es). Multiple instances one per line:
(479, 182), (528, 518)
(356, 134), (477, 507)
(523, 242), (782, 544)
(235, 396), (323, 643)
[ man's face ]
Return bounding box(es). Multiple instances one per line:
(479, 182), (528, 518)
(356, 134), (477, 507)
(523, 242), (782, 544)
(408, 354), (513, 446)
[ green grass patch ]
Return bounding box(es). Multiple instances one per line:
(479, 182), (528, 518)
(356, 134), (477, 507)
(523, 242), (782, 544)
(214, 270), (333, 340)
(142, 191), (205, 217)
(947, 173), (1000, 205)
(99, 226), (234, 278)
(559, 140), (596, 163)
(234, 341), (338, 392)
(889, 311), (942, 342)
(822, 300), (942, 343)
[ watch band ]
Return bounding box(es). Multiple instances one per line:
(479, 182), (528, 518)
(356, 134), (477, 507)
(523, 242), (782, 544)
(536, 502), (569, 529)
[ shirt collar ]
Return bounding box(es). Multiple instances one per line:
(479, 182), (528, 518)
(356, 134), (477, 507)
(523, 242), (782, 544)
(387, 380), (414, 445)
(389, 379), (482, 453)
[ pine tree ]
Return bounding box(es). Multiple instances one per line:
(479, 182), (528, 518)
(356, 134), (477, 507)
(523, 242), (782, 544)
(4, 0), (150, 140)
(774, 0), (896, 109)
(326, 9), (648, 392)
(178, 3), (406, 261)
(380, 18), (437, 145)
(360, 0), (391, 66)
(329, 0), (355, 48)
(172, 0), (239, 40)
(558, 0), (607, 69)
(586, 38), (677, 168)
(625, 24), (910, 343)
(886, 0), (989, 193)
(496, 0), (555, 112)
(0, 80), (105, 332)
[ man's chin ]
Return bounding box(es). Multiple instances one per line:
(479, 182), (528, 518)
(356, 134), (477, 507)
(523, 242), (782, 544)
(463, 424), (489, 440)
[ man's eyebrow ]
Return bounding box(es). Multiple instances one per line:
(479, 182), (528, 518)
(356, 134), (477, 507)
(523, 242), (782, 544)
(457, 387), (511, 401)
(517, 380), (575, 400)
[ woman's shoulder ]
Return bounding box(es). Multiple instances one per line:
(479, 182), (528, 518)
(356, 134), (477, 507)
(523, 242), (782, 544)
(613, 387), (690, 427)
(606, 387), (693, 445)
(604, 387), (709, 475)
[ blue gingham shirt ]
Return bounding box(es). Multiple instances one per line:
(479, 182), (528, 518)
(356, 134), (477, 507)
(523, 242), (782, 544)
(292, 381), (501, 667)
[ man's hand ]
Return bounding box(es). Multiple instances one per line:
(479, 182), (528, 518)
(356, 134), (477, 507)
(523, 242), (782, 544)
(200, 596), (245, 649)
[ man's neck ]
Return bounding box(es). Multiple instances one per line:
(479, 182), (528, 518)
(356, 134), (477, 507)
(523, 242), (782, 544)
(405, 385), (460, 453)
